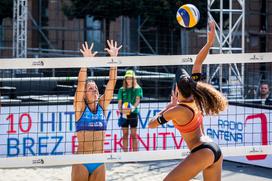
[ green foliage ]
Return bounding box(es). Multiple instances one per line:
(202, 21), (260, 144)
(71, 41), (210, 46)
(62, 0), (208, 54)
(63, 0), (207, 29)
(140, 0), (207, 29)
(62, 0), (143, 21)
(0, 0), (13, 24)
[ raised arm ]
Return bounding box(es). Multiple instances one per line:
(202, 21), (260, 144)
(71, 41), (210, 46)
(148, 106), (176, 129)
(100, 40), (122, 110)
(148, 90), (178, 128)
(74, 42), (97, 117)
(192, 21), (215, 74)
(191, 22), (215, 134)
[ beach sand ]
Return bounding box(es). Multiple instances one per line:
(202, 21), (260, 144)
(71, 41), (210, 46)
(0, 160), (271, 181)
(0, 160), (192, 181)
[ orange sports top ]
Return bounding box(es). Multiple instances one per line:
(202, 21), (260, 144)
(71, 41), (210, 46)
(172, 101), (203, 133)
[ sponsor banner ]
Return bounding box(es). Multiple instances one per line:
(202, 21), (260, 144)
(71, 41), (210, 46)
(0, 103), (271, 168)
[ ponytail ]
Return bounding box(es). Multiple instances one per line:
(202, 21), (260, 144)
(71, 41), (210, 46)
(177, 77), (228, 115)
(192, 82), (228, 115)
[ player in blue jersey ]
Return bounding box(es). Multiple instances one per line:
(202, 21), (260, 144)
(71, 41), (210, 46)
(72, 40), (122, 181)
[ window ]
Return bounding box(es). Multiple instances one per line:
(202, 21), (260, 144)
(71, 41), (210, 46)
(85, 16), (103, 51)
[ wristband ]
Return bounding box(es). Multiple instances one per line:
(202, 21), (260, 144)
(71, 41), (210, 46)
(191, 73), (202, 82)
(157, 114), (167, 125)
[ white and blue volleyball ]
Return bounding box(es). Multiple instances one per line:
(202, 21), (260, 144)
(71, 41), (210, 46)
(176, 4), (200, 28)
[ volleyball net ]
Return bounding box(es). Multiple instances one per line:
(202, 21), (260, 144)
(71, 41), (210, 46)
(0, 52), (272, 168)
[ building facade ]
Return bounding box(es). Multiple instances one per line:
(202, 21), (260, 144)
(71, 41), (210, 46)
(0, 0), (271, 58)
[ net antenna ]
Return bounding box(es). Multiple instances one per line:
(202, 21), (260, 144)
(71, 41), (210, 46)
(207, 0), (245, 97)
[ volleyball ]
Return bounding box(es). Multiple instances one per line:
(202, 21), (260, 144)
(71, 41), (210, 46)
(122, 102), (132, 115)
(176, 4), (200, 28)
(1, 1), (271, 180)
(122, 102), (131, 109)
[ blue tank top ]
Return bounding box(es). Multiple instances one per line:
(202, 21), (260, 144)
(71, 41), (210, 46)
(75, 104), (107, 132)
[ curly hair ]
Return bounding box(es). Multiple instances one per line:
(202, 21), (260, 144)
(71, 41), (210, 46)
(177, 77), (228, 115)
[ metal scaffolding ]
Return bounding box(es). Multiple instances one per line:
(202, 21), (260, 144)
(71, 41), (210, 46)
(12, 0), (28, 58)
(207, 0), (245, 98)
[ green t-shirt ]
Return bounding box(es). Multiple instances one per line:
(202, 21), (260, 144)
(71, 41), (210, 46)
(117, 87), (143, 113)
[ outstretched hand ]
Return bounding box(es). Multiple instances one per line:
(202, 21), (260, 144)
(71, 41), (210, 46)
(105, 40), (122, 57)
(80, 42), (98, 57)
(207, 21), (215, 47)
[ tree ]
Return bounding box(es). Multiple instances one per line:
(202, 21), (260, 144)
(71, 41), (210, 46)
(0, 0), (13, 24)
(62, 0), (142, 42)
(140, 0), (207, 29)
(139, 0), (207, 54)
(62, 0), (207, 54)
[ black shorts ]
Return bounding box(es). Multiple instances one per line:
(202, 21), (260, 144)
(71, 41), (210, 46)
(191, 142), (222, 163)
(121, 112), (138, 128)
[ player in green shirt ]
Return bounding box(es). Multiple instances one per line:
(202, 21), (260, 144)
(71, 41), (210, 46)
(117, 70), (143, 152)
